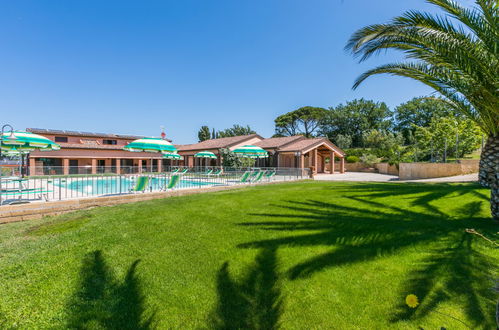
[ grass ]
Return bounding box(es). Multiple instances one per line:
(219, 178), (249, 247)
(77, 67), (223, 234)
(0, 181), (497, 329)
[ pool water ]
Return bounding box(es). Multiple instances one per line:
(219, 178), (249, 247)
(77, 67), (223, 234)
(53, 176), (221, 195)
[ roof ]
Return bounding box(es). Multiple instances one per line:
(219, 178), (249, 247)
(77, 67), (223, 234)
(254, 136), (304, 149)
(279, 137), (345, 155)
(176, 134), (262, 151)
(26, 128), (170, 141)
(52, 143), (125, 150)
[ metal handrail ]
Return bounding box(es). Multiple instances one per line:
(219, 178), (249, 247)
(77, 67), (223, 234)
(0, 166), (310, 206)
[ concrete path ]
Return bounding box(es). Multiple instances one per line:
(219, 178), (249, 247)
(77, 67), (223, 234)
(315, 172), (398, 182)
(314, 172), (478, 183)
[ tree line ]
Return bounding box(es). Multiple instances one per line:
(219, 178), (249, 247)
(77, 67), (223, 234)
(198, 125), (256, 142)
(273, 97), (483, 163)
(197, 96), (483, 165)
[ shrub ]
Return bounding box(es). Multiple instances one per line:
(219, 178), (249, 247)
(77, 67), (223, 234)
(346, 155), (360, 163)
(360, 154), (380, 167)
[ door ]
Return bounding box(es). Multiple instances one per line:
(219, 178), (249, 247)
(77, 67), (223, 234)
(69, 159), (79, 175)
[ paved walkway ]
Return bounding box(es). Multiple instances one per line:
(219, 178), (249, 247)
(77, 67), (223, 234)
(314, 172), (478, 183)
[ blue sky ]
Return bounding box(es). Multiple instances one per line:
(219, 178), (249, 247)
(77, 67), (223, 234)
(0, 0), (450, 143)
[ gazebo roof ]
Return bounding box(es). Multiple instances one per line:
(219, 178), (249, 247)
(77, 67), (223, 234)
(279, 137), (345, 156)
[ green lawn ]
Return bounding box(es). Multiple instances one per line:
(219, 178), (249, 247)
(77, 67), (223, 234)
(0, 182), (497, 329)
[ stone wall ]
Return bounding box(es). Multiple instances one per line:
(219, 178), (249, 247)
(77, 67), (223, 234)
(375, 163), (399, 175)
(340, 160), (478, 179)
(398, 160), (479, 180)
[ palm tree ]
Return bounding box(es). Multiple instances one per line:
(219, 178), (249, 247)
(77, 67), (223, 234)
(346, 0), (498, 220)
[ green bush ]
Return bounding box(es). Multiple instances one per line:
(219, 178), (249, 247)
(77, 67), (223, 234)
(346, 156), (360, 163)
(360, 154), (380, 167)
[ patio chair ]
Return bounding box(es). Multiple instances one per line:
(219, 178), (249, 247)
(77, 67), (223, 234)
(178, 168), (189, 175)
(130, 176), (150, 193)
(239, 171), (251, 183)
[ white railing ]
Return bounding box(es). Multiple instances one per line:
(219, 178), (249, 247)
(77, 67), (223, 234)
(0, 166), (310, 205)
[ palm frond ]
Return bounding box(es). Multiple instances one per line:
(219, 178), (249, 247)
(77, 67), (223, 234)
(346, 0), (498, 136)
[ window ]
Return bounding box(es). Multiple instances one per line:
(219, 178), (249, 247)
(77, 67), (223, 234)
(54, 136), (68, 143)
(103, 139), (117, 145)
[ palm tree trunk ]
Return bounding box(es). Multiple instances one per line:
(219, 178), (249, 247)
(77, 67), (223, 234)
(479, 135), (498, 220)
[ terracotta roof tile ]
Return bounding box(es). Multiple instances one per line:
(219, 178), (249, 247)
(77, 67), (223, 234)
(279, 137), (345, 155)
(176, 134), (261, 151)
(279, 138), (323, 152)
(254, 136), (304, 148)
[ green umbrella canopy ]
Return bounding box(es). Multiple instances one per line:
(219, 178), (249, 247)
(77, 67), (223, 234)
(123, 137), (177, 153)
(163, 153), (182, 160)
(232, 145), (268, 158)
(2, 149), (31, 156)
(194, 151), (217, 159)
(1, 131), (61, 152)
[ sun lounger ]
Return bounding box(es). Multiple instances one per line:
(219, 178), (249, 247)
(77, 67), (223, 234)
(0, 188), (52, 205)
(265, 170), (276, 179)
(130, 176), (150, 193)
(166, 174), (181, 190)
(252, 171), (265, 183)
(171, 168), (180, 174)
(239, 171), (251, 183)
(210, 169), (223, 176)
(179, 168), (188, 175)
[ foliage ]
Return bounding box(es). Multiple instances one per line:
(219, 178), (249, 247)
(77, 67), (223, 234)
(219, 148), (242, 167)
(414, 116), (482, 160)
(211, 128), (217, 139)
(217, 125), (256, 138)
(346, 0), (498, 136)
(363, 129), (404, 159)
(198, 126), (211, 142)
(1, 182), (495, 328)
(274, 106), (328, 138)
(346, 155), (360, 163)
(320, 99), (392, 148)
(360, 154), (380, 167)
(343, 148), (369, 157)
(394, 97), (460, 144)
(334, 134), (352, 149)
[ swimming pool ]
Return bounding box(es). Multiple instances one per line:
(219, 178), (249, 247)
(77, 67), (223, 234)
(53, 176), (222, 195)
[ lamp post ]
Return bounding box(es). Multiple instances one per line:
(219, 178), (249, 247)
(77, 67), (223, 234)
(0, 124), (18, 205)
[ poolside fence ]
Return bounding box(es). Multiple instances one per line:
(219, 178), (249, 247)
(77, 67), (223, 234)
(0, 166), (310, 206)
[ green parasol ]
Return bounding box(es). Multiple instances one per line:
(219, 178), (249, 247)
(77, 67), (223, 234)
(232, 145), (268, 158)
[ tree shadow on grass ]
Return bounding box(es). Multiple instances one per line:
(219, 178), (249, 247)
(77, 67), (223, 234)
(391, 233), (497, 328)
(210, 248), (283, 329)
(66, 250), (155, 329)
(236, 183), (498, 327)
